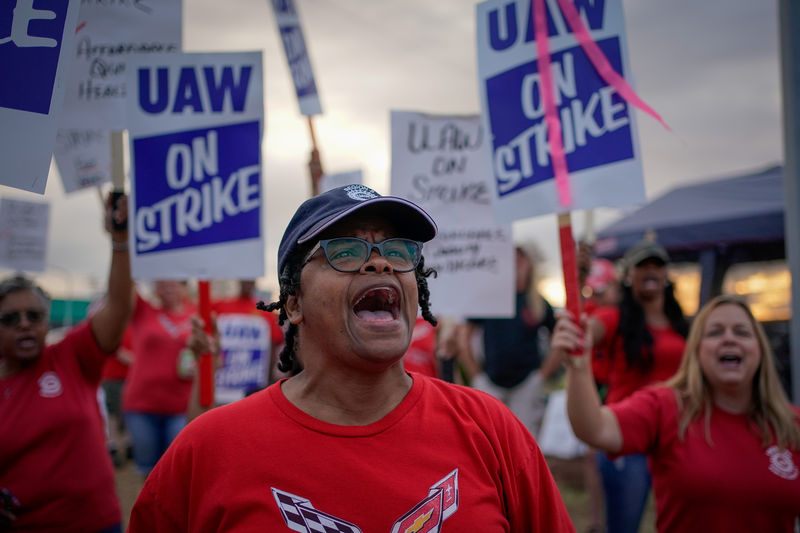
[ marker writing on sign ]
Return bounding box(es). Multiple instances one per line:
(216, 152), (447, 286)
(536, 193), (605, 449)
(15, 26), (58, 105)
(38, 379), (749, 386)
(405, 121), (491, 206)
(135, 130), (259, 252)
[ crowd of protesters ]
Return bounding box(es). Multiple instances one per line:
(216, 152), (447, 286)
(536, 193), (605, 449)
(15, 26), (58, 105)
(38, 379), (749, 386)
(1, 182), (798, 532)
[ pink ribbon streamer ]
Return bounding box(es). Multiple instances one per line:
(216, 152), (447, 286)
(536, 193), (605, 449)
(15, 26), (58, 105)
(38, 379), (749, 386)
(556, 0), (671, 131)
(532, 0), (671, 209)
(532, 0), (572, 207)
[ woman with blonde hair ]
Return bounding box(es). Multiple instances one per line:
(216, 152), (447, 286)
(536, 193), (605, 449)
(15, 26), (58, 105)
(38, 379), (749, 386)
(552, 294), (800, 532)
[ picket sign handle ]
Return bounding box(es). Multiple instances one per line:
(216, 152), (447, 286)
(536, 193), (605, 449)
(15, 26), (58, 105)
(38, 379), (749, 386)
(197, 280), (214, 407)
(307, 116), (323, 196)
(558, 213), (583, 356)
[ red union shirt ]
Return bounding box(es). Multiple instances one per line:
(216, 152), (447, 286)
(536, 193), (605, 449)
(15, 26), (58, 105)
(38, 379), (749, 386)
(0, 322), (120, 532)
(592, 306), (685, 404)
(122, 293), (196, 414)
(128, 374), (576, 532)
(612, 386), (800, 533)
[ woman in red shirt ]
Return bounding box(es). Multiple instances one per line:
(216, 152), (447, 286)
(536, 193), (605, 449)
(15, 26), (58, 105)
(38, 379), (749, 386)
(576, 240), (688, 533)
(554, 295), (800, 533)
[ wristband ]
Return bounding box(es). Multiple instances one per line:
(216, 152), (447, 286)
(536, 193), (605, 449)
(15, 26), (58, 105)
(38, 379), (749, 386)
(564, 354), (588, 369)
(111, 240), (129, 252)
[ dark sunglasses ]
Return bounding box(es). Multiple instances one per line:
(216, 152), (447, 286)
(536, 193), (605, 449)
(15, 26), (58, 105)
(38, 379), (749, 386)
(0, 309), (46, 327)
(303, 237), (423, 273)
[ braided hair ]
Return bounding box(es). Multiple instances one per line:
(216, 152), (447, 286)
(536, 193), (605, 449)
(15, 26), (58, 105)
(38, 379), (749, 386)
(257, 246), (437, 374)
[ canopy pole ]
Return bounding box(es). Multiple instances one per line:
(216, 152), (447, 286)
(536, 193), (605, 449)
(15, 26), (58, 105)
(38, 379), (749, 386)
(779, 0), (800, 405)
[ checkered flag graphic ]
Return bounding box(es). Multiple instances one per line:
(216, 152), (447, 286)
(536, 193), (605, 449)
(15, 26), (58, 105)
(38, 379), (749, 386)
(272, 488), (363, 533)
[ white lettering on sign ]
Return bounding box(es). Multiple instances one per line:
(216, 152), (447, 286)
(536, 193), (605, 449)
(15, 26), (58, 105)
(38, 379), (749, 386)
(494, 51), (628, 195)
(166, 130), (218, 189)
(0, 0), (57, 48)
(135, 129), (259, 252)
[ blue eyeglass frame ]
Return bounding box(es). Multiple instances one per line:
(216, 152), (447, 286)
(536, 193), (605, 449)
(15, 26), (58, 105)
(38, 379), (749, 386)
(303, 237), (424, 273)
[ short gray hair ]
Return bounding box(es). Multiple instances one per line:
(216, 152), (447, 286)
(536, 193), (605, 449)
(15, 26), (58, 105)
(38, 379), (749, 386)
(0, 275), (50, 308)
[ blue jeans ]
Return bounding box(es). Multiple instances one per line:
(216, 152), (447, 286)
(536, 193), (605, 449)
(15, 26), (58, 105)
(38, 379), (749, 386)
(597, 452), (651, 533)
(124, 411), (186, 475)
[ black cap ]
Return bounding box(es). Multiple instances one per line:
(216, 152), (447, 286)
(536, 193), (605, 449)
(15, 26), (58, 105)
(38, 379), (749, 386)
(277, 184), (437, 275)
(623, 239), (669, 268)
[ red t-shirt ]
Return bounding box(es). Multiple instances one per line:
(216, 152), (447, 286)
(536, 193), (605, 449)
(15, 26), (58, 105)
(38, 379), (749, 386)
(592, 306), (685, 404)
(122, 294), (197, 414)
(611, 386), (800, 533)
(402, 317), (438, 378)
(0, 322), (120, 532)
(129, 374), (575, 532)
(101, 327), (132, 381)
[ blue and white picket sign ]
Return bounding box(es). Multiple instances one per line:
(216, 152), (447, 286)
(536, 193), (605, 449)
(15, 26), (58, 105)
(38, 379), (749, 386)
(0, 0), (80, 193)
(269, 0), (322, 116)
(126, 51), (265, 280)
(215, 314), (270, 404)
(476, 0), (646, 223)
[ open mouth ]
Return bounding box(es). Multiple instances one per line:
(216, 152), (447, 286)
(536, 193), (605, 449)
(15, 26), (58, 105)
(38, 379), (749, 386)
(17, 335), (38, 350)
(352, 287), (400, 322)
(718, 354), (743, 366)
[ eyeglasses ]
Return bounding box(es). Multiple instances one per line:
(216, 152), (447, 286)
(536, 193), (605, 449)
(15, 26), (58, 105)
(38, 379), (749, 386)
(303, 237), (423, 273)
(0, 309), (46, 327)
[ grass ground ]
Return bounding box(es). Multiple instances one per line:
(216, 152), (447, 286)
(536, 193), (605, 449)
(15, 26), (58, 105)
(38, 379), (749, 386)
(115, 456), (656, 532)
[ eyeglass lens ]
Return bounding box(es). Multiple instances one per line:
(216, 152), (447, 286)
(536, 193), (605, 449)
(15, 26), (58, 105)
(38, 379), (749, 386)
(322, 238), (421, 272)
(0, 310), (45, 327)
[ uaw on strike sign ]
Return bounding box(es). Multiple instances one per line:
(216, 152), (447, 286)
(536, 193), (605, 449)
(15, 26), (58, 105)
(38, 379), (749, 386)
(126, 52), (264, 280)
(476, 0), (646, 223)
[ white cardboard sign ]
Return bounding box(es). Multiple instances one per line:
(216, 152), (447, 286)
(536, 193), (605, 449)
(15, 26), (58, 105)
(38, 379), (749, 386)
(390, 111), (514, 318)
(0, 197), (50, 272)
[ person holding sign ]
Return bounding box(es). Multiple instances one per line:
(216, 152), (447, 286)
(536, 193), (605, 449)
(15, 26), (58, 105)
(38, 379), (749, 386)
(551, 295), (800, 532)
(128, 184), (575, 532)
(122, 280), (197, 476)
(459, 243), (557, 438)
(567, 239), (688, 533)
(0, 193), (132, 532)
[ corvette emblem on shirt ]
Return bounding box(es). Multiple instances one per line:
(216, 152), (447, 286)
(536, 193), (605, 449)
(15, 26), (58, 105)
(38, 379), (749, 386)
(271, 468), (459, 533)
(38, 371), (62, 398)
(766, 445), (799, 480)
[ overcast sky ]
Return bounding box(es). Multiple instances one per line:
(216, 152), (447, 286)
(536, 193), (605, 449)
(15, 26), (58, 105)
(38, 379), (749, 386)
(7, 0), (781, 301)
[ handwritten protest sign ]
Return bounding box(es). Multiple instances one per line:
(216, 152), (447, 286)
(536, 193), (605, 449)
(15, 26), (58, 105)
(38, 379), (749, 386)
(53, 129), (110, 193)
(269, 0), (322, 116)
(52, 0), (181, 194)
(0, 0), (80, 193)
(318, 169), (362, 194)
(126, 51), (264, 280)
(0, 197), (50, 272)
(476, 0), (645, 223)
(390, 111), (514, 318)
(215, 313), (270, 404)
(59, 0), (182, 130)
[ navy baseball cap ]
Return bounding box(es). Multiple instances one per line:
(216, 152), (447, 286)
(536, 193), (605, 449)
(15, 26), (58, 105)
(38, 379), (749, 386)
(277, 184), (437, 275)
